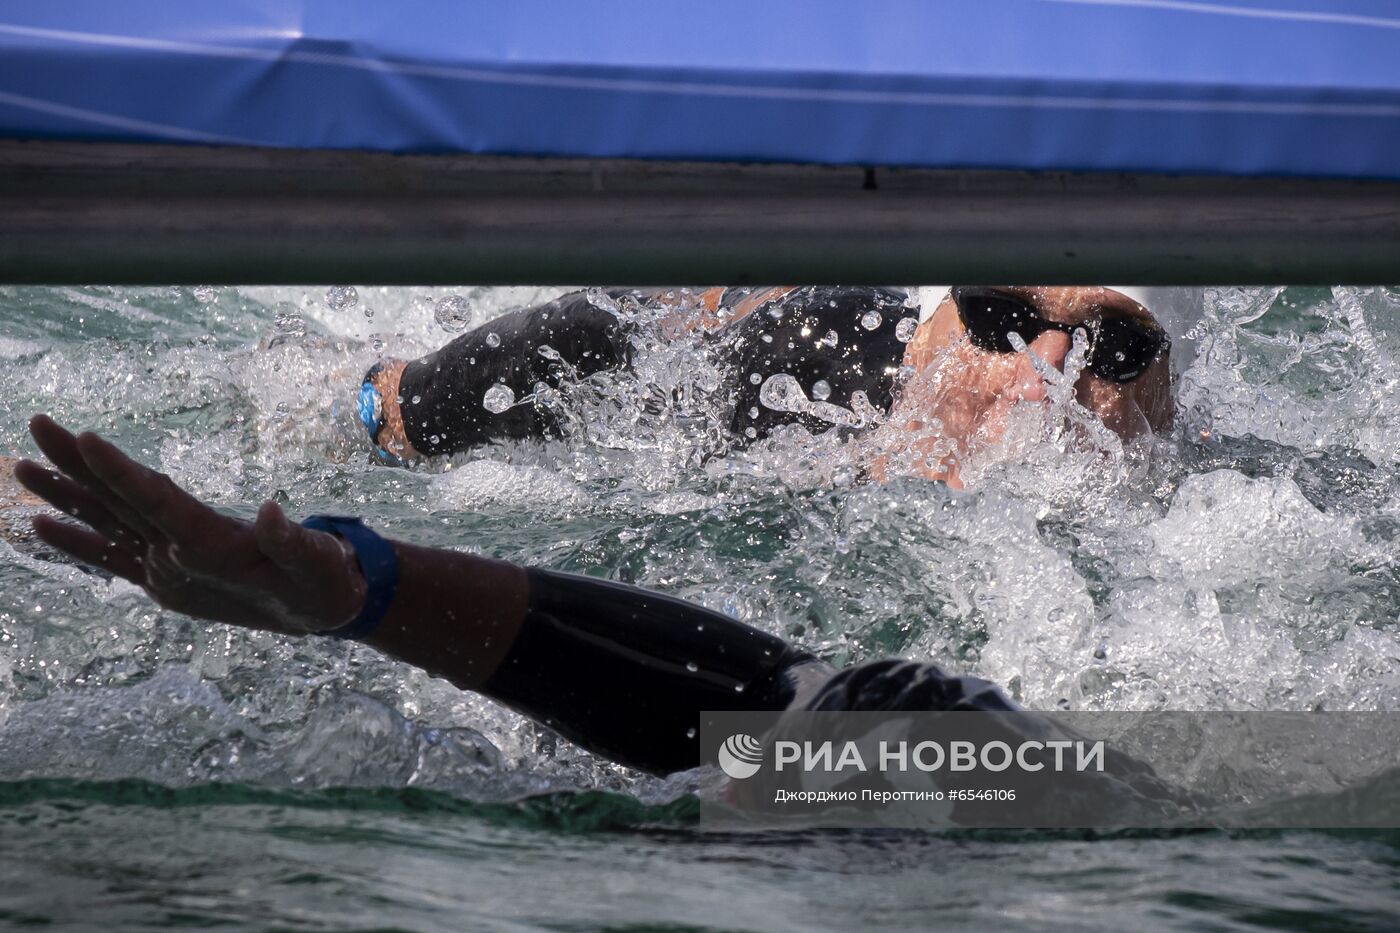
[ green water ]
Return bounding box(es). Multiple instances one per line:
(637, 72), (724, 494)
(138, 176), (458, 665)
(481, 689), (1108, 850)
(1, 286), (1399, 930)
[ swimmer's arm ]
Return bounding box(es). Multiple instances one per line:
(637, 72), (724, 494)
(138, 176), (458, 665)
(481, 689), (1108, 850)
(14, 414), (523, 686)
(360, 540), (526, 690)
(15, 415), (809, 774)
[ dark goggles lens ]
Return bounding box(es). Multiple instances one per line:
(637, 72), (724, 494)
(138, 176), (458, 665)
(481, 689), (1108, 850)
(951, 288), (1168, 383)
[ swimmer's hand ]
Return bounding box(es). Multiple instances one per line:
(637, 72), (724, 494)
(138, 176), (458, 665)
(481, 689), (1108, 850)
(13, 415), (368, 635)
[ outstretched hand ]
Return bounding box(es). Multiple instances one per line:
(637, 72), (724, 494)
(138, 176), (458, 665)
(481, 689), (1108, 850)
(14, 415), (368, 635)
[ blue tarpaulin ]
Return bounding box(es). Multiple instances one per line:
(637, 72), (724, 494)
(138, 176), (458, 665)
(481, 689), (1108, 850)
(2, 0), (1399, 178)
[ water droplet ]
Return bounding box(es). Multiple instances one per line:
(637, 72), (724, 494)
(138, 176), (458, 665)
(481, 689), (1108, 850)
(273, 304), (305, 336)
(485, 332), (501, 348)
(811, 379), (832, 401)
(533, 381), (560, 408)
(749, 372), (762, 385)
(759, 373), (808, 412)
(861, 311), (882, 330)
(434, 295), (474, 332)
(895, 317), (919, 343)
(192, 286), (217, 304)
(482, 384), (515, 413)
(326, 285), (358, 311)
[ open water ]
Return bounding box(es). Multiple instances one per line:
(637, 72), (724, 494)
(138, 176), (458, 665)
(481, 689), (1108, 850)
(0, 285), (1398, 930)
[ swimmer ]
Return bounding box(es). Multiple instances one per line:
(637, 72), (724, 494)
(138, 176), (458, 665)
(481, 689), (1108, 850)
(11, 412), (1194, 826)
(363, 286), (1173, 487)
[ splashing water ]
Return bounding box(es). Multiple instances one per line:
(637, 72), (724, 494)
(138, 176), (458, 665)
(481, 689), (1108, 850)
(1, 285), (1399, 928)
(434, 294), (474, 333)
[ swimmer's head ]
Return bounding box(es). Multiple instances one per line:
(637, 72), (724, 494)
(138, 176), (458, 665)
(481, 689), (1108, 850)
(895, 286), (1175, 485)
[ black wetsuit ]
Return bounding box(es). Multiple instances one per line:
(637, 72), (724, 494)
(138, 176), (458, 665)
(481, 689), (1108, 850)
(392, 287), (915, 458)
(483, 567), (1196, 824)
(485, 567), (1018, 777)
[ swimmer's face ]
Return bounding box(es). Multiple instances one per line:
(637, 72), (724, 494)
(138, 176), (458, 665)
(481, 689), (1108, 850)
(891, 287), (1173, 487)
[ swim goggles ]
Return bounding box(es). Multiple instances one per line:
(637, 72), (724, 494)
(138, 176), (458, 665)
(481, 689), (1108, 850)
(357, 362), (408, 465)
(951, 287), (1169, 384)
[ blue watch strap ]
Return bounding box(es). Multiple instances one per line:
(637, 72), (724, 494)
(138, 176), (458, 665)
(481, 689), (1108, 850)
(301, 514), (400, 640)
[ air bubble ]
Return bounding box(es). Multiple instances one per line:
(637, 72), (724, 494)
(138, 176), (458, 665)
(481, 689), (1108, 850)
(325, 285), (358, 311)
(811, 379), (832, 401)
(192, 286), (217, 304)
(749, 373), (762, 385)
(820, 330), (839, 348)
(895, 317), (919, 343)
(434, 295), (474, 332)
(749, 406), (759, 419)
(860, 311), (882, 330)
(482, 384), (515, 413)
(485, 332), (501, 348)
(685, 661), (699, 672)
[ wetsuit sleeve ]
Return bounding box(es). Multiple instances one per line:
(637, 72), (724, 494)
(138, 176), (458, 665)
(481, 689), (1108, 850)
(394, 291), (632, 457)
(481, 568), (819, 776)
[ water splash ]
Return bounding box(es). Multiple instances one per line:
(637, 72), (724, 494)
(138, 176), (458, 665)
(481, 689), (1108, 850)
(1, 284), (1398, 804)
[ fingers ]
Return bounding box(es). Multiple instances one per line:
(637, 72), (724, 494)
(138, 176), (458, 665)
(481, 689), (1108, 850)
(29, 415), (98, 486)
(74, 430), (221, 544)
(30, 416), (162, 542)
(254, 500), (351, 573)
(31, 515), (145, 583)
(13, 460), (143, 546)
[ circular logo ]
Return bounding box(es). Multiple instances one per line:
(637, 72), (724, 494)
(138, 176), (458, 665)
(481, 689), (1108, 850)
(717, 733), (764, 780)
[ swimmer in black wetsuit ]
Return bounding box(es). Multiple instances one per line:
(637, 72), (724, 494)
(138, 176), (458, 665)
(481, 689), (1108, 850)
(362, 286), (1175, 488)
(14, 410), (1195, 824)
